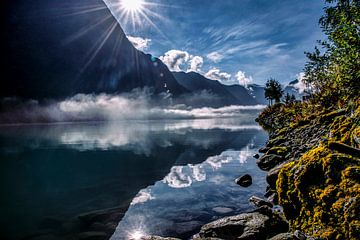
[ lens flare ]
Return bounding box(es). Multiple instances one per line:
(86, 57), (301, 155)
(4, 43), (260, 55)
(129, 230), (144, 240)
(121, 0), (144, 12)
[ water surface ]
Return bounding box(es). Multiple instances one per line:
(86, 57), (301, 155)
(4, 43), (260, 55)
(0, 117), (267, 240)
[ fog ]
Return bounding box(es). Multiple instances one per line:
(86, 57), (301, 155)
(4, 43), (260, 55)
(0, 90), (265, 124)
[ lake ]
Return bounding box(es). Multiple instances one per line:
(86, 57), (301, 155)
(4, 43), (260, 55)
(0, 116), (268, 240)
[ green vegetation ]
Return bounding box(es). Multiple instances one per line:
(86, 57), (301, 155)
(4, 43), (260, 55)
(258, 1), (360, 239)
(304, 0), (360, 103)
(264, 78), (284, 105)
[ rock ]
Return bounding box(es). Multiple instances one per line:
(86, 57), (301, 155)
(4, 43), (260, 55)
(235, 174), (252, 187)
(266, 162), (288, 188)
(257, 154), (284, 171)
(141, 237), (181, 240)
(267, 193), (279, 205)
(259, 147), (269, 153)
(249, 196), (273, 208)
(294, 230), (307, 240)
(78, 231), (109, 240)
(195, 209), (288, 239)
(212, 207), (234, 214)
(264, 186), (276, 198)
(253, 153), (260, 159)
(269, 233), (297, 240)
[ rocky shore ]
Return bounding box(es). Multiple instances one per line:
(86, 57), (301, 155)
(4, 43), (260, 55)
(145, 99), (360, 240)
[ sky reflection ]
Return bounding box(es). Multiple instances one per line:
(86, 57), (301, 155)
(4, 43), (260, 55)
(111, 132), (268, 239)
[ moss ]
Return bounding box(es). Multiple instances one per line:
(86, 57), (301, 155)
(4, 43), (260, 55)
(277, 145), (359, 239)
(330, 116), (356, 145)
(258, 98), (360, 239)
(267, 146), (289, 156)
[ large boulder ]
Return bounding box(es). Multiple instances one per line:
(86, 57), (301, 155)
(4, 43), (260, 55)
(194, 208), (288, 240)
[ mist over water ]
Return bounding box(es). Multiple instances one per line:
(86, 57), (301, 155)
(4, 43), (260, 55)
(0, 90), (264, 124)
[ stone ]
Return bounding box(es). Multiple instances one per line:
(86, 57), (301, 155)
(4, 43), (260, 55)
(269, 233), (297, 240)
(249, 196), (273, 208)
(294, 230), (307, 240)
(212, 207), (234, 214)
(253, 153), (260, 159)
(195, 209), (288, 240)
(266, 162), (288, 188)
(141, 237), (181, 240)
(257, 154), (284, 171)
(235, 174), (252, 187)
(259, 147), (269, 153)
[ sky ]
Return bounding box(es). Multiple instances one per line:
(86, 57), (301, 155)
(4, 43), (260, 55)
(104, 0), (326, 86)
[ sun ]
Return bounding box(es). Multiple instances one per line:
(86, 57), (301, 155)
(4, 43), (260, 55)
(121, 0), (145, 12)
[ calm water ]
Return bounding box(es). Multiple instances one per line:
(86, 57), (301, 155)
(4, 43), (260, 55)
(0, 117), (268, 240)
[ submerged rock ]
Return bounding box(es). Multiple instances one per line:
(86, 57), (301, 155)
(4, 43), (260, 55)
(253, 153), (260, 159)
(235, 174), (252, 187)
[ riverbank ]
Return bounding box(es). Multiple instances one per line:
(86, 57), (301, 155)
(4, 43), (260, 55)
(255, 99), (360, 239)
(145, 98), (359, 240)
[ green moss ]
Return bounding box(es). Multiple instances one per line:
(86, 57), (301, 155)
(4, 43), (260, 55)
(277, 145), (359, 239)
(267, 146), (289, 156)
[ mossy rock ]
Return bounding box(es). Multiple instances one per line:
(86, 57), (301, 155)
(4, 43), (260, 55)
(276, 145), (360, 239)
(267, 147), (289, 156)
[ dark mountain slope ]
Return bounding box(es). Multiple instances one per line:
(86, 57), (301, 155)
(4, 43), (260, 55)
(0, 0), (187, 99)
(173, 71), (257, 106)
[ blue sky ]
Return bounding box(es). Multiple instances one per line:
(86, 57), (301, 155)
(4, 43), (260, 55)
(105, 0), (326, 86)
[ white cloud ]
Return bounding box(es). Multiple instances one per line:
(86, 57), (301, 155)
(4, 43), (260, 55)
(127, 36), (151, 51)
(205, 68), (231, 82)
(159, 50), (190, 71)
(293, 72), (308, 93)
(207, 52), (224, 63)
(187, 56), (204, 73)
(159, 50), (204, 73)
(235, 71), (253, 86)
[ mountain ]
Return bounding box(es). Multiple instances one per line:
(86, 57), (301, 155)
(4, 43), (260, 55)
(172, 71), (257, 107)
(0, 0), (187, 99)
(284, 79), (306, 100)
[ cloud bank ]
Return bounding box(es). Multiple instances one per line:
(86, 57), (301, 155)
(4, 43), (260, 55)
(0, 90), (265, 124)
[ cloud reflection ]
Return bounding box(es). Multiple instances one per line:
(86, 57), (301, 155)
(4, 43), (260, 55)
(163, 148), (254, 189)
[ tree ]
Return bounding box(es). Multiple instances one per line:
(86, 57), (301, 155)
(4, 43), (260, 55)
(304, 0), (360, 100)
(291, 94), (296, 102)
(284, 93), (292, 104)
(265, 78), (284, 105)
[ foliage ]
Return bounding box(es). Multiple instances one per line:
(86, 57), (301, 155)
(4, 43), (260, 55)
(304, 0), (360, 100)
(264, 78), (284, 105)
